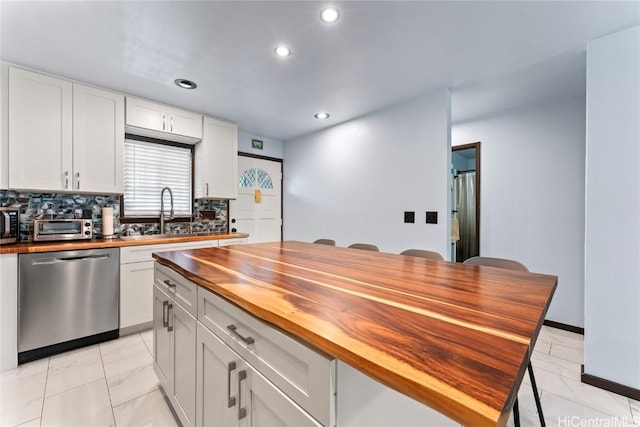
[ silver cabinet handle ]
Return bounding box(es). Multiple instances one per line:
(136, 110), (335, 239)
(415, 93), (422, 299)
(64, 171), (69, 189)
(227, 325), (255, 345)
(237, 369), (247, 420)
(162, 300), (169, 328)
(162, 115), (166, 131)
(170, 117), (173, 132)
(206, 182), (209, 197)
(76, 172), (80, 189)
(163, 279), (177, 289)
(227, 361), (237, 408)
(167, 303), (173, 332)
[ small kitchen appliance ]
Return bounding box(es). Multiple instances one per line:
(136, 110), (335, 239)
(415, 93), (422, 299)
(33, 218), (92, 241)
(0, 207), (20, 244)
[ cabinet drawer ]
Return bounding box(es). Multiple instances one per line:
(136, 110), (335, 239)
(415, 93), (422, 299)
(217, 238), (248, 247)
(155, 264), (197, 317)
(197, 287), (334, 426)
(121, 240), (217, 264)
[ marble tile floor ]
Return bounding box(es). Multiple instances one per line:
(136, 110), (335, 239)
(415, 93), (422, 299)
(0, 326), (638, 426)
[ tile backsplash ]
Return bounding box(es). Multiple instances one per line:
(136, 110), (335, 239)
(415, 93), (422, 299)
(0, 191), (228, 242)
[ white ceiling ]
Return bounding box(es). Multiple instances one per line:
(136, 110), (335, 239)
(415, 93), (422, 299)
(1, 1), (638, 141)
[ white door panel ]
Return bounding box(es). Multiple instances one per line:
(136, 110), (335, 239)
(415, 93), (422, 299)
(259, 195), (277, 214)
(237, 194), (255, 213)
(230, 157), (282, 243)
(235, 219), (256, 240)
(259, 220), (281, 242)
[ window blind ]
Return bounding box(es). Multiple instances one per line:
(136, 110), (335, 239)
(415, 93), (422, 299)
(123, 139), (192, 217)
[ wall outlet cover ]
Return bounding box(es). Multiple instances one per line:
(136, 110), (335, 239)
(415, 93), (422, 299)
(404, 211), (415, 224)
(425, 211), (438, 224)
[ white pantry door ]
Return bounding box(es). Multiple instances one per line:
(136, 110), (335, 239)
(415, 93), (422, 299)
(229, 156), (282, 243)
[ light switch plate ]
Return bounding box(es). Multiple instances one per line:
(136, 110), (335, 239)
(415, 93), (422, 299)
(404, 211), (415, 223)
(425, 211), (438, 224)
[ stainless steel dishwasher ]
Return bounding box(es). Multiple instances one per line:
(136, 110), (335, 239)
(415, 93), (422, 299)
(18, 248), (119, 363)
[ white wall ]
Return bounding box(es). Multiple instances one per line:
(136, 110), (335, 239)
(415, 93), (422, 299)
(584, 26), (640, 389)
(238, 131), (283, 159)
(452, 95), (586, 328)
(1, 62), (9, 189)
(283, 89), (451, 258)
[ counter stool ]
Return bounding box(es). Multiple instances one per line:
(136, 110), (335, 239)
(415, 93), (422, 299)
(399, 249), (444, 261)
(463, 256), (545, 427)
(313, 239), (336, 246)
(348, 243), (379, 252)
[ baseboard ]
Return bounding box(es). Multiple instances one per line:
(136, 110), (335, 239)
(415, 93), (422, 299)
(119, 321), (153, 336)
(581, 365), (640, 400)
(543, 319), (584, 335)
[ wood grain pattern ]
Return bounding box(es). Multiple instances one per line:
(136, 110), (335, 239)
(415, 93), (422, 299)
(0, 233), (249, 254)
(153, 241), (557, 427)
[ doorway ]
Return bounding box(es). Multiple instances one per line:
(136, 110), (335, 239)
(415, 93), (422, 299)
(229, 154), (283, 243)
(451, 142), (480, 262)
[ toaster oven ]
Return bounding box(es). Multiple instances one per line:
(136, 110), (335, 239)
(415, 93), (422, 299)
(33, 218), (93, 241)
(0, 208), (20, 244)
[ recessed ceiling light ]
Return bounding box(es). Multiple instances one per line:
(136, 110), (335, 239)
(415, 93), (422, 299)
(174, 78), (197, 89)
(274, 46), (292, 57)
(320, 7), (340, 24)
(314, 112), (330, 119)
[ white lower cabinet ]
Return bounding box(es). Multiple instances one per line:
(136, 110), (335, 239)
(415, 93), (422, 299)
(154, 262), (331, 427)
(196, 322), (321, 427)
(120, 240), (219, 331)
(153, 282), (197, 427)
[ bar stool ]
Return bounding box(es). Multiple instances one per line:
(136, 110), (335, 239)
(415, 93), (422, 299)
(463, 256), (545, 427)
(348, 243), (379, 252)
(399, 249), (444, 261)
(313, 239), (335, 246)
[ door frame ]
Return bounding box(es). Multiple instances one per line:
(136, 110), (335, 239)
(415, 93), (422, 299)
(452, 142), (481, 258)
(236, 152), (284, 241)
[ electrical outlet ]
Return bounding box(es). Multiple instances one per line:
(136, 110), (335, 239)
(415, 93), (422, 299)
(404, 211), (415, 223)
(425, 211), (438, 224)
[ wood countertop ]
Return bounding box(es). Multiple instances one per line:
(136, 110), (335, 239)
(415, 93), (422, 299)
(0, 232), (249, 254)
(153, 241), (557, 427)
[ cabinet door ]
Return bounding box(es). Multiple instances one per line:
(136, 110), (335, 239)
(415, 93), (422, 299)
(120, 261), (154, 329)
(73, 84), (124, 193)
(153, 284), (172, 392)
(8, 67), (72, 191)
(196, 117), (238, 199)
(168, 107), (202, 139)
(171, 302), (197, 427)
(125, 96), (166, 132)
(196, 323), (237, 427)
(241, 364), (322, 427)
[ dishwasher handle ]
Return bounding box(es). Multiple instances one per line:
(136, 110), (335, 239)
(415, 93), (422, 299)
(31, 254), (110, 265)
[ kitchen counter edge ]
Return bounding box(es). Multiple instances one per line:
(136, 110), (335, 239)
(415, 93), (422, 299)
(0, 233), (250, 254)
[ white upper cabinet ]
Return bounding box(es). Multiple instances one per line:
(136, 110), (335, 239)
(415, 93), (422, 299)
(194, 117), (238, 199)
(125, 96), (202, 143)
(9, 67), (73, 192)
(73, 83), (124, 194)
(8, 67), (124, 193)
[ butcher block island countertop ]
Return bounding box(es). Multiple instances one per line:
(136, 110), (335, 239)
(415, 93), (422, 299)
(153, 241), (557, 427)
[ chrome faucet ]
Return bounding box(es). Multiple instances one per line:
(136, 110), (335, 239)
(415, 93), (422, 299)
(159, 187), (174, 234)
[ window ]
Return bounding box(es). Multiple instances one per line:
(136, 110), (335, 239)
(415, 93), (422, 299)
(123, 136), (193, 219)
(238, 168), (274, 189)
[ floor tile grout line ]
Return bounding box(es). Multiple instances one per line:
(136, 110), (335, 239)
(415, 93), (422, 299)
(111, 387), (159, 411)
(38, 357), (50, 426)
(98, 344), (117, 426)
(540, 385), (635, 421)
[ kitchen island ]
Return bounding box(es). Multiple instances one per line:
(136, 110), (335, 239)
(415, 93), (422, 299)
(153, 241), (557, 427)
